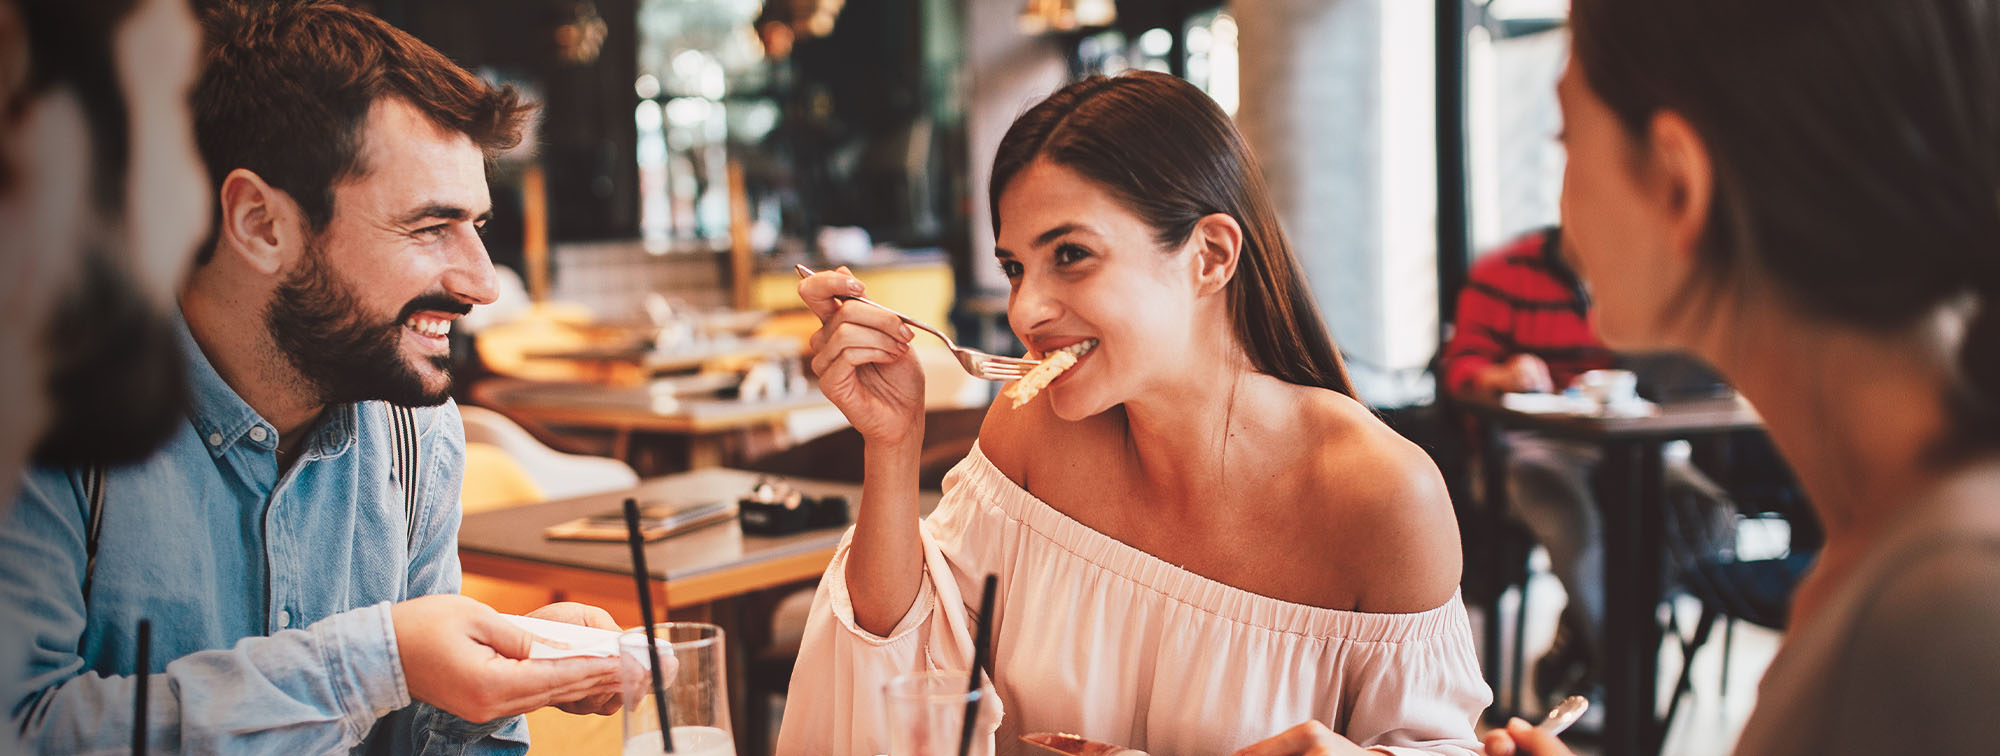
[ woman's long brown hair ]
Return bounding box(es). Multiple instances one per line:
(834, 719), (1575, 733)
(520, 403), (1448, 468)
(989, 71), (1355, 397)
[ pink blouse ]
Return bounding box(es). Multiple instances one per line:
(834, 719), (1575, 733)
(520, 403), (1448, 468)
(776, 444), (1490, 756)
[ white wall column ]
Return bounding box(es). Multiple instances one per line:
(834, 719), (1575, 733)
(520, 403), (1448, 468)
(1233, 0), (1437, 406)
(963, 2), (1068, 294)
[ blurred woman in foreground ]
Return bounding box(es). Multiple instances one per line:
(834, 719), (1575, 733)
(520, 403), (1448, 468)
(1487, 1), (2000, 754)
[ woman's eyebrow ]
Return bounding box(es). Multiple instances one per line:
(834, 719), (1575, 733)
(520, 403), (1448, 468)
(1035, 223), (1087, 247)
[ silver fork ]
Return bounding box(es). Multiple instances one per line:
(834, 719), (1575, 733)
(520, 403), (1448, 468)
(795, 263), (1037, 382)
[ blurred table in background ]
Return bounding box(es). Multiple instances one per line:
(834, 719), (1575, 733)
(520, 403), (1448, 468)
(471, 377), (834, 474)
(524, 335), (803, 376)
(1462, 395), (1765, 756)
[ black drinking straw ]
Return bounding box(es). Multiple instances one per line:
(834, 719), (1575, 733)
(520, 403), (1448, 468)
(622, 498), (675, 753)
(958, 574), (998, 756)
(133, 619), (150, 755)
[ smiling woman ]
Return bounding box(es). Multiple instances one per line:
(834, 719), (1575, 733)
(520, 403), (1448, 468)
(987, 71), (1352, 401)
(781, 71), (1490, 756)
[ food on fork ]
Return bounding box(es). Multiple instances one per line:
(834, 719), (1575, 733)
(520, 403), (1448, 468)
(1004, 340), (1096, 408)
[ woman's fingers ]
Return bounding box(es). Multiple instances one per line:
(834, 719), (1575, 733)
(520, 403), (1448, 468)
(809, 299), (913, 354)
(798, 270), (867, 320)
(1228, 720), (1347, 756)
(812, 343), (907, 388)
(1482, 717), (1575, 756)
(812, 321), (909, 373)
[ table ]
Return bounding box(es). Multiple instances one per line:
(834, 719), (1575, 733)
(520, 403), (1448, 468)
(458, 467), (939, 610)
(459, 469), (943, 752)
(1462, 396), (1764, 756)
(526, 335), (802, 375)
(473, 377), (834, 471)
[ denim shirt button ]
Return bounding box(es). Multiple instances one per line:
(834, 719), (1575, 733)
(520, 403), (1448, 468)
(277, 608), (291, 628)
(207, 433), (223, 447)
(250, 426), (269, 443)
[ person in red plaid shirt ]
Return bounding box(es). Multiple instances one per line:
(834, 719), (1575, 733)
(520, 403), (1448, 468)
(1443, 226), (1732, 716)
(1443, 227), (1614, 399)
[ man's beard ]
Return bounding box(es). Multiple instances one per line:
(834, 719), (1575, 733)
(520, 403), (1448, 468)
(264, 237), (467, 408)
(31, 248), (188, 467)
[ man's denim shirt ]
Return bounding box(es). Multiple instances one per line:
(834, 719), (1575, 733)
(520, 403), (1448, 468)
(1, 315), (526, 753)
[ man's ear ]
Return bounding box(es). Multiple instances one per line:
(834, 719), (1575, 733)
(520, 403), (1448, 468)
(1189, 212), (1243, 297)
(1645, 110), (1714, 264)
(214, 168), (300, 275)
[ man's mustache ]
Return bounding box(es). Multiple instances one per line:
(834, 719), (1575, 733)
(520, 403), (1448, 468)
(395, 294), (474, 322)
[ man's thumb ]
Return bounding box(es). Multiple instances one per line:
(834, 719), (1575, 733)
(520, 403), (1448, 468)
(472, 613), (543, 660)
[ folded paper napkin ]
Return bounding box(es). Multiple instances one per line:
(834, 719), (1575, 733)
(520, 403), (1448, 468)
(502, 614), (674, 667)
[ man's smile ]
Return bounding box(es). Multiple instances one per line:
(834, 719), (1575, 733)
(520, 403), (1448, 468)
(403, 312), (454, 339)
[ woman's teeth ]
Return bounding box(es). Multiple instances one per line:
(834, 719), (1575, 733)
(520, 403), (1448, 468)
(1054, 339), (1098, 358)
(407, 318), (451, 338)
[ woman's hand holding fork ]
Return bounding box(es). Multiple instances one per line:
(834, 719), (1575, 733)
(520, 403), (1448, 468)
(800, 266), (926, 448)
(799, 266), (931, 636)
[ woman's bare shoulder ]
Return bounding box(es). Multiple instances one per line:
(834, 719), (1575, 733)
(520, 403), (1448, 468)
(1291, 388), (1464, 613)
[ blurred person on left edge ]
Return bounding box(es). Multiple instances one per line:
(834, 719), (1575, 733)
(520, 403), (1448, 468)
(0, 0), (201, 508)
(0, 2), (624, 753)
(1, 0), (211, 750)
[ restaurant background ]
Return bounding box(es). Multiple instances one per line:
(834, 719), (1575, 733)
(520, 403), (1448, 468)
(341, 0), (1576, 408)
(143, 1), (1798, 754)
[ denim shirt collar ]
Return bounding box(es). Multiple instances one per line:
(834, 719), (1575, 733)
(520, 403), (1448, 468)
(175, 311), (357, 462)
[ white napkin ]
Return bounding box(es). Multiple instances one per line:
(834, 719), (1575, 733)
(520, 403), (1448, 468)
(502, 614), (675, 669)
(503, 614), (624, 659)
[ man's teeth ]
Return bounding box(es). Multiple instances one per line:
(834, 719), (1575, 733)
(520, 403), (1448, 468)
(407, 318), (451, 338)
(1055, 339), (1098, 357)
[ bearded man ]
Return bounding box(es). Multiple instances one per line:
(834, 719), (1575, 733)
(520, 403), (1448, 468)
(2, 2), (624, 752)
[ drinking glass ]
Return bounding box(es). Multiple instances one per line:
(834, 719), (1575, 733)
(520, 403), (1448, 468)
(883, 670), (998, 756)
(620, 622), (734, 756)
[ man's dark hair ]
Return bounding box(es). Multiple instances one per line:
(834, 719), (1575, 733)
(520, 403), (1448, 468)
(191, 0), (533, 263)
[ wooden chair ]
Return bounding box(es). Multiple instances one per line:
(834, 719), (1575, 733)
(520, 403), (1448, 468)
(462, 405), (640, 499)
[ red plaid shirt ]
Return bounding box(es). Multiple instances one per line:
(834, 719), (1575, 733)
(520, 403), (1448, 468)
(1442, 228), (1616, 399)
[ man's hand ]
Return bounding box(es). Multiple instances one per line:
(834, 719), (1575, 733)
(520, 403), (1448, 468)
(1229, 721), (1371, 756)
(1481, 716), (1578, 756)
(390, 595), (623, 723)
(524, 601), (627, 716)
(1478, 353), (1555, 397)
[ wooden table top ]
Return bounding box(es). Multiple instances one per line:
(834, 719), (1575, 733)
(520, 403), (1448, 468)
(458, 468), (941, 608)
(526, 336), (801, 374)
(476, 377), (833, 434)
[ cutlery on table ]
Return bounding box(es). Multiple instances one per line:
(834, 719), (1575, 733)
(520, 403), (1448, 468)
(794, 264), (1037, 382)
(1018, 733), (1150, 756)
